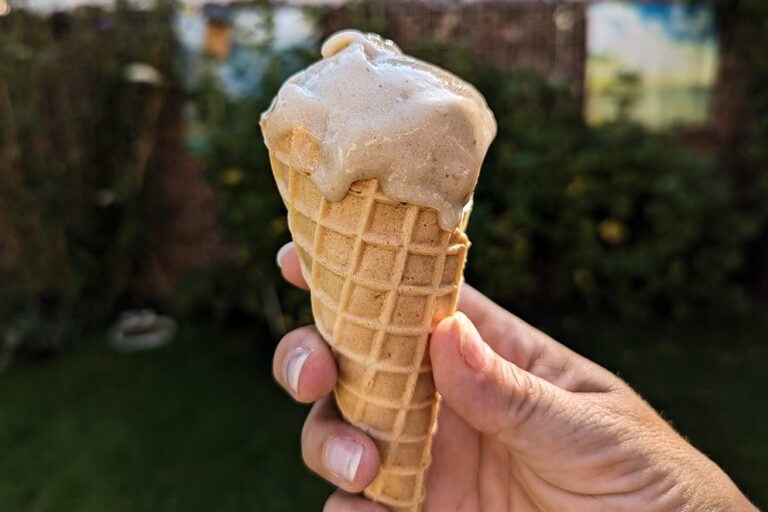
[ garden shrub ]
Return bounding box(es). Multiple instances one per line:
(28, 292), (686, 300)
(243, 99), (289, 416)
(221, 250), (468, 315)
(3, 1), (763, 366)
(720, 0), (768, 303)
(0, 2), (177, 356)
(426, 46), (758, 319)
(176, 21), (317, 333)
(192, 34), (758, 324)
(471, 85), (754, 318)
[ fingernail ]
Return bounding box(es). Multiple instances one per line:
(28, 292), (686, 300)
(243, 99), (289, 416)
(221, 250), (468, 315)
(285, 346), (310, 395)
(324, 437), (363, 483)
(276, 242), (293, 269)
(457, 313), (489, 372)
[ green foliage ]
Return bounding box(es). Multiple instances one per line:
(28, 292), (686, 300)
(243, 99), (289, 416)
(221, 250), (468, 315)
(177, 15), (316, 331)
(0, 2), (177, 356)
(187, 14), (761, 322)
(738, 7), (768, 300)
(473, 95), (753, 318)
(709, 0), (768, 300)
(413, 43), (756, 318)
(4, 0), (765, 357)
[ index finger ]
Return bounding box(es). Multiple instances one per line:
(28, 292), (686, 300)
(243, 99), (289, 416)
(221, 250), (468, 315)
(457, 284), (539, 366)
(277, 242), (309, 290)
(458, 284), (616, 393)
(457, 284), (537, 352)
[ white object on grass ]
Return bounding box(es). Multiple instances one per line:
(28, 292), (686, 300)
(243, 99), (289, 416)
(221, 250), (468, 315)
(109, 309), (177, 352)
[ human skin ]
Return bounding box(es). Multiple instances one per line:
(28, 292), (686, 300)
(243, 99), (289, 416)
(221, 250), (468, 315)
(273, 242), (757, 512)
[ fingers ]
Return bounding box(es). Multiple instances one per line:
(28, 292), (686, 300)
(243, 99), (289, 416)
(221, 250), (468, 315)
(273, 325), (337, 403)
(457, 284), (539, 367)
(323, 491), (389, 512)
(457, 285), (615, 393)
(275, 324), (382, 494)
(277, 241), (309, 290)
(302, 396), (381, 493)
(431, 312), (576, 453)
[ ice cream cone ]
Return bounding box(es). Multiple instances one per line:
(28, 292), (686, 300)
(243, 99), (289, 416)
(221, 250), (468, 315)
(271, 127), (471, 512)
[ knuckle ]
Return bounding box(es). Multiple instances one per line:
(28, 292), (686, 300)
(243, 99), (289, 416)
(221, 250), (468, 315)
(501, 365), (539, 432)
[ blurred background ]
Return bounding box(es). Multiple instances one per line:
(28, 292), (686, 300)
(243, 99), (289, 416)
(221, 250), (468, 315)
(1, 0), (767, 509)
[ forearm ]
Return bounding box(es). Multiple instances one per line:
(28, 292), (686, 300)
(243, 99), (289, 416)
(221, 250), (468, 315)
(672, 448), (756, 512)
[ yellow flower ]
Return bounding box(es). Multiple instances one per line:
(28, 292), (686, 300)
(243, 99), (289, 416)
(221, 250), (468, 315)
(236, 247), (250, 263)
(269, 217), (286, 235)
(572, 268), (593, 289)
(598, 219), (626, 245)
(565, 176), (588, 197)
(668, 260), (685, 282)
(512, 234), (530, 261)
(221, 167), (243, 186)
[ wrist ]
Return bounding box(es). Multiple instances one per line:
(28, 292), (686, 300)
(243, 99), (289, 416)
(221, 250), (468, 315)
(671, 447), (756, 512)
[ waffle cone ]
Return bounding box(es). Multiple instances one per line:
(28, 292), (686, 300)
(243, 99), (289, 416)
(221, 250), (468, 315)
(271, 128), (471, 512)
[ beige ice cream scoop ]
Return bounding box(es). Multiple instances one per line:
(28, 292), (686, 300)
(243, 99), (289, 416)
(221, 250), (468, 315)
(261, 29), (496, 231)
(261, 30), (496, 512)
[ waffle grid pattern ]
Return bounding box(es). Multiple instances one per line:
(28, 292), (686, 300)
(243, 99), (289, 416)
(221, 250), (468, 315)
(271, 136), (470, 511)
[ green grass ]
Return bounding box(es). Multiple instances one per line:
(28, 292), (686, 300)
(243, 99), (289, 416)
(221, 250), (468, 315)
(0, 326), (331, 511)
(0, 319), (766, 510)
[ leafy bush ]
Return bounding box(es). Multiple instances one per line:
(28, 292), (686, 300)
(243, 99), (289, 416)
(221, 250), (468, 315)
(471, 76), (753, 318)
(5, 1), (760, 357)
(0, 2), (177, 357)
(194, 31), (757, 323)
(413, 43), (757, 319)
(176, 17), (317, 332)
(724, 0), (768, 302)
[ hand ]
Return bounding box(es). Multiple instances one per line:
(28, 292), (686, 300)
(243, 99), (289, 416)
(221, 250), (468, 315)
(273, 242), (756, 512)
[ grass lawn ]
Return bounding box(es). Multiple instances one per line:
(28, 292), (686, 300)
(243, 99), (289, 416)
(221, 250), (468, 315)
(0, 325), (331, 511)
(0, 319), (766, 510)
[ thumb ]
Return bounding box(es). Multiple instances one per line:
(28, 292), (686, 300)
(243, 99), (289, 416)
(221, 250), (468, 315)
(431, 312), (574, 452)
